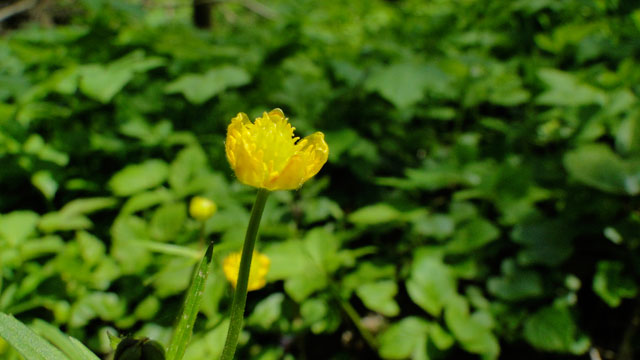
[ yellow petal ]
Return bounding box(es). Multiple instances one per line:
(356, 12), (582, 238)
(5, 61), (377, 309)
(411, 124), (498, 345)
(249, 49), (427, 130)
(267, 108), (285, 119)
(222, 251), (270, 291)
(298, 132), (329, 183)
(266, 154), (306, 190)
(225, 112), (267, 188)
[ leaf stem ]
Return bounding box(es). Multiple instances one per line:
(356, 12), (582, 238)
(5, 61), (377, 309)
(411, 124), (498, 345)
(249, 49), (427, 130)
(329, 285), (378, 350)
(220, 188), (270, 360)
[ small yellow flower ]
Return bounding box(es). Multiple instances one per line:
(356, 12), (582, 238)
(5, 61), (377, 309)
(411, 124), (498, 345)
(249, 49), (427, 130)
(223, 251), (270, 291)
(225, 108), (329, 190)
(189, 196), (217, 221)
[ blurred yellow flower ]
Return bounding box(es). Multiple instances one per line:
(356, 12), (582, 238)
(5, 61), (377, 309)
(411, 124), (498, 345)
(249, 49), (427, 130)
(189, 196), (217, 221)
(225, 108), (329, 190)
(223, 251), (270, 291)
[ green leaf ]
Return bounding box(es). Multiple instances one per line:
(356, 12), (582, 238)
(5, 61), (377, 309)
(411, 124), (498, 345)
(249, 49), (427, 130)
(411, 213), (455, 240)
(109, 160), (169, 196)
(263, 232), (339, 302)
(365, 62), (453, 108)
(535, 68), (605, 106)
(31, 170), (58, 200)
(31, 319), (100, 360)
(348, 204), (402, 225)
(592, 260), (638, 307)
(247, 293), (285, 330)
(487, 259), (543, 301)
(120, 187), (174, 216)
(284, 273), (327, 303)
(406, 250), (457, 317)
(76, 231), (106, 266)
(19, 235), (65, 262)
(169, 145), (208, 193)
(564, 144), (638, 195)
(355, 281), (400, 316)
(39, 213), (93, 233)
(23, 134), (69, 166)
(38, 197), (117, 233)
(263, 241), (308, 281)
(378, 317), (429, 360)
(300, 298), (339, 334)
(303, 227), (341, 273)
(60, 197), (118, 215)
(302, 197), (344, 224)
(616, 112), (640, 156)
(11, 25), (89, 44)
(0, 211), (39, 246)
(79, 51), (164, 103)
(80, 64), (133, 103)
(153, 257), (197, 297)
(149, 202), (186, 242)
(446, 218), (500, 253)
(165, 66), (250, 104)
(428, 323), (454, 350)
(111, 216), (153, 274)
(523, 306), (588, 354)
(511, 219), (573, 266)
(342, 262), (396, 295)
(134, 296), (161, 321)
(167, 242), (213, 360)
(182, 319), (229, 360)
(444, 297), (499, 359)
(0, 313), (68, 360)
(69, 292), (126, 328)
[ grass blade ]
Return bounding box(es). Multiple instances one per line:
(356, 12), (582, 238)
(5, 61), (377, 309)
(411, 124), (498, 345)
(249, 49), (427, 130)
(68, 337), (102, 360)
(166, 242), (214, 360)
(31, 319), (100, 360)
(0, 313), (67, 360)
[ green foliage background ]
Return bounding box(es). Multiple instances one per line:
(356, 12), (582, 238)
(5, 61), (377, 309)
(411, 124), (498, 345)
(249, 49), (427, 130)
(1, 0), (640, 358)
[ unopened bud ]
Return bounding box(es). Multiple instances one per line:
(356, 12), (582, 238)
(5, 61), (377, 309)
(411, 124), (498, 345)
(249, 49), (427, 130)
(189, 196), (217, 221)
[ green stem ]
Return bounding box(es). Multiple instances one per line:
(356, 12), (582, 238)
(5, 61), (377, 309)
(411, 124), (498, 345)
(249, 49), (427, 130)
(329, 284), (378, 350)
(220, 188), (270, 360)
(198, 221), (206, 248)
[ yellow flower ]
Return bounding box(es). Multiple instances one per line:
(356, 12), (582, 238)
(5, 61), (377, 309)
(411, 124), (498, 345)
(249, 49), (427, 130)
(223, 251), (270, 291)
(225, 108), (329, 190)
(189, 196), (217, 221)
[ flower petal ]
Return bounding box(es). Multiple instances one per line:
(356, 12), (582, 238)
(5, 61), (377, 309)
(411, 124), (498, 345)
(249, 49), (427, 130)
(222, 251), (271, 291)
(268, 108), (285, 120)
(267, 154), (307, 190)
(299, 132), (329, 183)
(267, 132), (329, 190)
(225, 112), (266, 188)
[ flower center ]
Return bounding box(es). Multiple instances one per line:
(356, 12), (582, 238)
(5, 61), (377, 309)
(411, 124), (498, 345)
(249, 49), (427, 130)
(250, 111), (300, 174)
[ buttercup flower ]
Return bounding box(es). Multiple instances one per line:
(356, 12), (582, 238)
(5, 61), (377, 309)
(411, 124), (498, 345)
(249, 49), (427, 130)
(189, 196), (217, 221)
(223, 251), (270, 291)
(225, 108), (329, 190)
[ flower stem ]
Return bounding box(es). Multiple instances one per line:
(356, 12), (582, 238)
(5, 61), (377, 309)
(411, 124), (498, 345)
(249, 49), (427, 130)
(220, 188), (270, 360)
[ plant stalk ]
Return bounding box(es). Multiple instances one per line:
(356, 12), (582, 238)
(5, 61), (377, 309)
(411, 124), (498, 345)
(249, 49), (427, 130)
(329, 285), (378, 350)
(220, 188), (270, 360)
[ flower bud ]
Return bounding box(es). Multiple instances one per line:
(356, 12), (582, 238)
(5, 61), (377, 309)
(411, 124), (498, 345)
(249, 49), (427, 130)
(189, 196), (217, 221)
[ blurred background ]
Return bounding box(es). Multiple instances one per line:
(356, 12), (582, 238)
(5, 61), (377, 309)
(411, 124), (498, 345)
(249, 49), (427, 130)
(1, 0), (640, 359)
